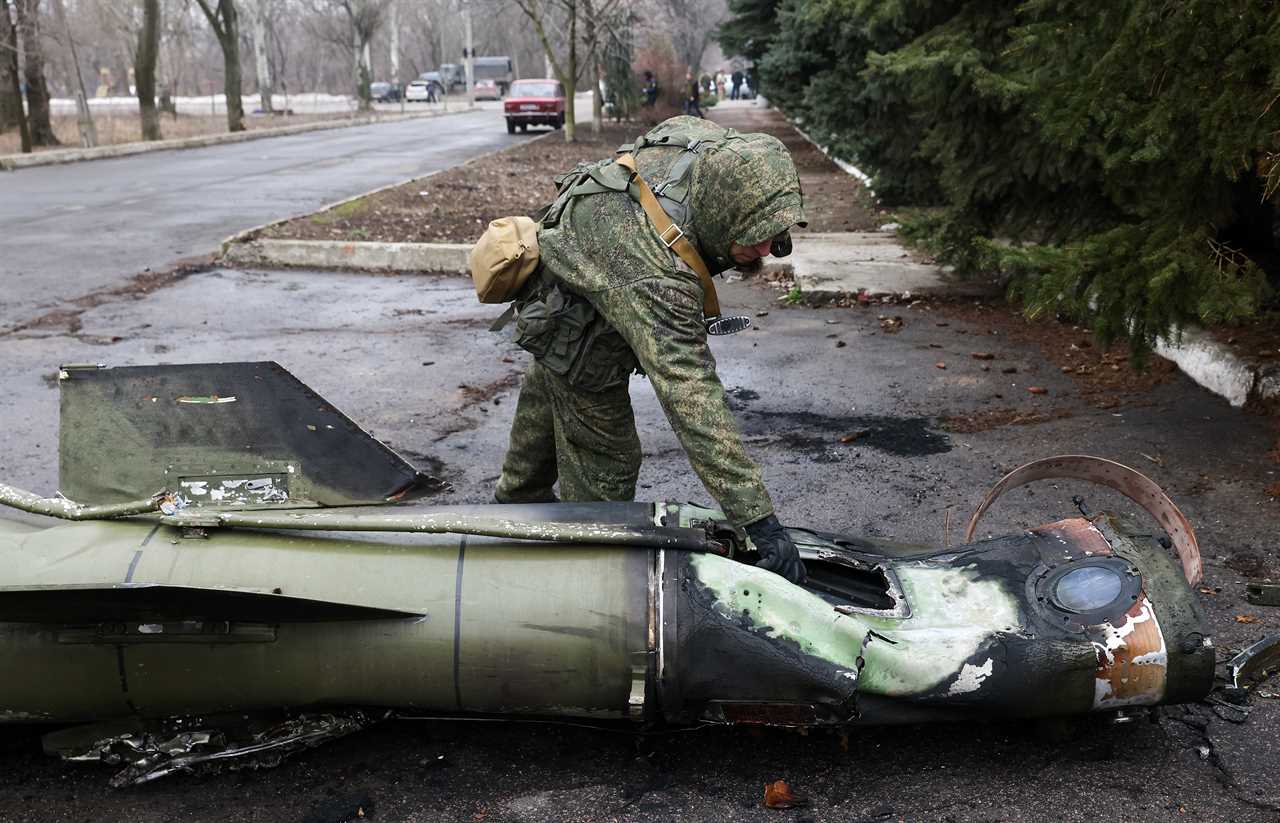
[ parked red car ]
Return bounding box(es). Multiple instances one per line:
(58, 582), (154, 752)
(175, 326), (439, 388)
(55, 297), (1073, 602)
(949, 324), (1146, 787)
(504, 79), (565, 133)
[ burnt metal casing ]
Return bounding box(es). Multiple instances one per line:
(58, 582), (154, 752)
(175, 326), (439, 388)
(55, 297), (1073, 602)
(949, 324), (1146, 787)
(0, 505), (1211, 726)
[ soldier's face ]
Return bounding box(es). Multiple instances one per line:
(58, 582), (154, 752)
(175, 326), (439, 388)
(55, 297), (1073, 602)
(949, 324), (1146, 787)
(729, 238), (774, 264)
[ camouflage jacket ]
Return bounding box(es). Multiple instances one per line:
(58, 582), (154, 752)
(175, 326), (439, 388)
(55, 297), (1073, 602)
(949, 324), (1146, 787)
(535, 116), (806, 526)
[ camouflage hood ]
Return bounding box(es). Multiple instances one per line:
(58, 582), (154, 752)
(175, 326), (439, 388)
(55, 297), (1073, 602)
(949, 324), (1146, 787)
(632, 117), (806, 272)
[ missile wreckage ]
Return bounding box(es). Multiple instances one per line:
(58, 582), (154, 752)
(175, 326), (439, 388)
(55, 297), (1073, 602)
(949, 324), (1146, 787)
(0, 362), (1214, 785)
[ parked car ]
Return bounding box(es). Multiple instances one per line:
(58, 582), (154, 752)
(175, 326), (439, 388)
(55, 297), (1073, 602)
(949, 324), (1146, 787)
(474, 78), (500, 101)
(503, 78), (565, 134)
(369, 81), (400, 103)
(472, 56), (514, 95)
(404, 80), (438, 103)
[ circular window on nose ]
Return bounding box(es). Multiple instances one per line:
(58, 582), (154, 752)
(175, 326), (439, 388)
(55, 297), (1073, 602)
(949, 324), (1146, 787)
(1054, 565), (1125, 613)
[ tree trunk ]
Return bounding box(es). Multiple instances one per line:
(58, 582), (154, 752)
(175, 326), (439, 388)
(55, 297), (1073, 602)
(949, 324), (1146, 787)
(354, 34), (372, 111)
(51, 0), (95, 147)
(135, 0), (161, 141)
(0, 0), (31, 151)
(194, 0), (246, 132)
(388, 0), (399, 90)
(250, 0), (273, 113)
(15, 0), (59, 146)
(219, 1), (244, 131)
(563, 0), (576, 142)
(583, 2), (601, 135)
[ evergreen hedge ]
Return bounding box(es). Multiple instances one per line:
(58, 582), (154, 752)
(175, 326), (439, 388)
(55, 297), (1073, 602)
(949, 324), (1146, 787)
(720, 0), (1280, 349)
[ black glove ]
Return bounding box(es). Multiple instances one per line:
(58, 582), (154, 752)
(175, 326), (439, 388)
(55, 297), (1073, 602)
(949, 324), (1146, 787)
(744, 514), (807, 584)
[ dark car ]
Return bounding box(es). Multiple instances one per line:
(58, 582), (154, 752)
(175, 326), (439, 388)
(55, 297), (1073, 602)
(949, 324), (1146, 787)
(369, 81), (400, 103)
(503, 78), (565, 133)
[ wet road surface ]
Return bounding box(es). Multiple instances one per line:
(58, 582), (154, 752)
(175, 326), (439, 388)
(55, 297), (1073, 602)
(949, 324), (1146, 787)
(0, 265), (1276, 822)
(0, 106), (518, 328)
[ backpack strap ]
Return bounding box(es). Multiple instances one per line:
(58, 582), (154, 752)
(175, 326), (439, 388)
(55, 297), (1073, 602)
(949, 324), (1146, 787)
(616, 152), (721, 319)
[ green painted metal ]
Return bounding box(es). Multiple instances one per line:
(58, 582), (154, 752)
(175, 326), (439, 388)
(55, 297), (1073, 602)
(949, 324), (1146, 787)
(0, 517), (648, 722)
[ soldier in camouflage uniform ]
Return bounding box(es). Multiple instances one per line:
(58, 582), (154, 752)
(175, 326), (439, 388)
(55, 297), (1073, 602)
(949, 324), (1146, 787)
(496, 116), (807, 583)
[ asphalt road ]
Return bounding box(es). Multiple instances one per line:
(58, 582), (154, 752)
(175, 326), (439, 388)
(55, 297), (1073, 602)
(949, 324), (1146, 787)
(0, 264), (1276, 822)
(0, 104), (517, 329)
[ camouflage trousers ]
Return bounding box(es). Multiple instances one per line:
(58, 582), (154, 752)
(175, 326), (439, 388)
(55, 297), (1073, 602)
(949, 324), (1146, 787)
(495, 361), (643, 504)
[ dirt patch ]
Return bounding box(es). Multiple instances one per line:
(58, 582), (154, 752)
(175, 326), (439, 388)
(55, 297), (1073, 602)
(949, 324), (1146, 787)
(264, 106), (881, 246)
(265, 126), (648, 246)
(940, 407), (1074, 433)
(929, 299), (1181, 409)
(1207, 309), (1280, 369)
(706, 105), (881, 233)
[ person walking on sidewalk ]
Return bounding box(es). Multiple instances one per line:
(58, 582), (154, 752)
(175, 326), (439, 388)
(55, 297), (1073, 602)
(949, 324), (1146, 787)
(683, 69), (703, 117)
(494, 116), (809, 584)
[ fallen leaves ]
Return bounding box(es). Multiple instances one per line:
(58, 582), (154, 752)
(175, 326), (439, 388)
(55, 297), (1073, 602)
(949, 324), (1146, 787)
(763, 780), (808, 809)
(1235, 614), (1263, 624)
(1027, 386), (1048, 395)
(878, 315), (904, 333)
(970, 352), (995, 360)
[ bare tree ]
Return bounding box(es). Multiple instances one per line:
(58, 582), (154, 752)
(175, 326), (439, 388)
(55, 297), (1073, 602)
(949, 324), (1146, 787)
(248, 0), (272, 112)
(305, 0), (390, 111)
(1, 0), (31, 150)
(136, 0), (161, 140)
(14, 0), (58, 145)
(510, 0), (579, 141)
(656, 0), (723, 75)
(50, 0), (95, 146)
(192, 0), (244, 130)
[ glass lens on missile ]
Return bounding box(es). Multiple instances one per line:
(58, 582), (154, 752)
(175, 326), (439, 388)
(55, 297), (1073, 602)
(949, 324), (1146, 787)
(1054, 565), (1124, 613)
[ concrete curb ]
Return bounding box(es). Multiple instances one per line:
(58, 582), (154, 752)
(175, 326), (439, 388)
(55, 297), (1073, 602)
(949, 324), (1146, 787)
(0, 106), (475, 171)
(217, 127), (560, 272)
(1154, 328), (1280, 408)
(222, 238), (470, 273)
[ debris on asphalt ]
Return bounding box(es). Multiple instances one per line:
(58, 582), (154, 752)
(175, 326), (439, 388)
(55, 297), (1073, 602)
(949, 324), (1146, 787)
(763, 780), (808, 809)
(970, 352), (995, 360)
(935, 362), (947, 369)
(839, 429), (870, 443)
(878, 315), (903, 333)
(1235, 614), (1263, 624)
(1002, 366), (1019, 374)
(1247, 583), (1280, 606)
(1028, 386), (1048, 395)
(1228, 634), (1280, 689)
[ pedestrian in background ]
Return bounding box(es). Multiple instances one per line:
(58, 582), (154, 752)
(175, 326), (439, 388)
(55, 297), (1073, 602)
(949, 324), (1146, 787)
(684, 69), (703, 117)
(731, 69), (743, 100)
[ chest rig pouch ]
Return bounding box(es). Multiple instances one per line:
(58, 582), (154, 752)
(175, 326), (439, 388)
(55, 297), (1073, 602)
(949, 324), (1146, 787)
(511, 159), (641, 392)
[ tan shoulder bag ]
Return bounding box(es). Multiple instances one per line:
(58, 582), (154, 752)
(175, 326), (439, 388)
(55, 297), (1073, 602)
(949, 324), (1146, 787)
(469, 216), (540, 303)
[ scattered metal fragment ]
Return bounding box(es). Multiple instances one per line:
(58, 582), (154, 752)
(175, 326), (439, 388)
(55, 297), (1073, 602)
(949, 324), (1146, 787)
(45, 711), (381, 788)
(1246, 583), (1280, 607)
(1228, 635), (1280, 690)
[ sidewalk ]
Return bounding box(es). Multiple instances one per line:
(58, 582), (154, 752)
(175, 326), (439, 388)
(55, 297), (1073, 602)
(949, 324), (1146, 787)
(710, 99), (1279, 409)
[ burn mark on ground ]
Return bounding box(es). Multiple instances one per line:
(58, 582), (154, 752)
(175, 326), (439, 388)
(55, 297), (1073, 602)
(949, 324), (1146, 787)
(739, 409), (951, 458)
(392, 449), (449, 478)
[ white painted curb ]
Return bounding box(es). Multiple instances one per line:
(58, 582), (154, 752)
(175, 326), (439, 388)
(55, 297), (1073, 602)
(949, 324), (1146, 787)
(223, 238), (470, 273)
(1155, 328), (1280, 408)
(0, 106), (475, 171)
(216, 127), (560, 273)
